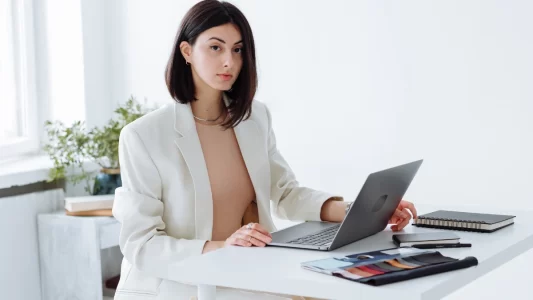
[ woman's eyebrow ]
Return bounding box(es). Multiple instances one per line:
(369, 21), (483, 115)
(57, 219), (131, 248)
(208, 37), (243, 45)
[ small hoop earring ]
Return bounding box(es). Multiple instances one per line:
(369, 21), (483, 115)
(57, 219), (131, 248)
(185, 61), (190, 66)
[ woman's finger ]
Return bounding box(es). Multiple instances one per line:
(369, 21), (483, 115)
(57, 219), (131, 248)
(234, 232), (267, 247)
(247, 223), (272, 238)
(403, 207), (412, 219)
(394, 208), (409, 219)
(388, 216), (399, 224)
(247, 230), (272, 245)
(391, 219), (409, 232)
(389, 208), (405, 224)
(403, 202), (418, 220)
(396, 209), (412, 230)
(240, 226), (272, 244)
(401, 207), (413, 219)
(229, 235), (252, 247)
(395, 218), (410, 231)
(234, 232), (265, 247)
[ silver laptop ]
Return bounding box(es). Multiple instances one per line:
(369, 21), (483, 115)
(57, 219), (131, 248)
(269, 159), (423, 251)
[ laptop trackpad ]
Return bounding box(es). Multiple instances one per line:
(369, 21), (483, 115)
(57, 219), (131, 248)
(271, 221), (338, 243)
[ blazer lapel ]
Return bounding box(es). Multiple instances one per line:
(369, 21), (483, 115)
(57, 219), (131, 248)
(230, 97), (276, 231)
(232, 107), (275, 231)
(173, 102), (213, 241)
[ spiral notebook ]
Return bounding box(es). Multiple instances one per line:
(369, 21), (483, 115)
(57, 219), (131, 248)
(301, 247), (478, 286)
(413, 210), (515, 233)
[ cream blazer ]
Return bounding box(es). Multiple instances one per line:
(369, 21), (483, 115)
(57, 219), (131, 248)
(112, 95), (340, 299)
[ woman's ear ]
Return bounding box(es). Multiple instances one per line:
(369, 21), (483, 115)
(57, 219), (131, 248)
(180, 41), (192, 64)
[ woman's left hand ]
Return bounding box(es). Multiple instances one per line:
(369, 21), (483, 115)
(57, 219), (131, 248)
(389, 200), (417, 232)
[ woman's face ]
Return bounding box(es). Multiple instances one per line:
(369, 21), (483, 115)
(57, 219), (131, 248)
(182, 23), (243, 92)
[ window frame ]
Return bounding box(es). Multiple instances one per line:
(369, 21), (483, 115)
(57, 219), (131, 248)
(0, 0), (39, 160)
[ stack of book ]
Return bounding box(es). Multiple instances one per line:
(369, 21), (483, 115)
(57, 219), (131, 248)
(65, 194), (114, 216)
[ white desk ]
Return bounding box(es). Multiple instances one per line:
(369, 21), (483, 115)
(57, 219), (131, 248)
(168, 204), (533, 300)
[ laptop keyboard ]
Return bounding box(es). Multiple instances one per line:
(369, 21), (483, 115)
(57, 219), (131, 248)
(286, 224), (341, 246)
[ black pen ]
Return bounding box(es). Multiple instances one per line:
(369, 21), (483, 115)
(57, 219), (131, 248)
(411, 243), (472, 249)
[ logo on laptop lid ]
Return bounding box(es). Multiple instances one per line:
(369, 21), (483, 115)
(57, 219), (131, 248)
(372, 194), (388, 212)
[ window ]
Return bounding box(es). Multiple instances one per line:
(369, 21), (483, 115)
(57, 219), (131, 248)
(0, 0), (38, 159)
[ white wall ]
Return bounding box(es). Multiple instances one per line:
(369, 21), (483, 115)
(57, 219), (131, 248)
(80, 0), (117, 129)
(107, 0), (197, 108)
(40, 0), (86, 126)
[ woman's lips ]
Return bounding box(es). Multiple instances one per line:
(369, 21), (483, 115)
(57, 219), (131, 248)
(218, 74), (232, 81)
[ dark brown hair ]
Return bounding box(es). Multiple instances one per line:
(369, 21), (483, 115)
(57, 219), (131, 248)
(165, 0), (257, 128)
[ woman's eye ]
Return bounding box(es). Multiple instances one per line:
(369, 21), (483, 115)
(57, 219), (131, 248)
(234, 48), (243, 54)
(210, 45), (220, 51)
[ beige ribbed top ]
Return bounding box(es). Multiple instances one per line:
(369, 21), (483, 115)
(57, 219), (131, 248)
(195, 121), (256, 241)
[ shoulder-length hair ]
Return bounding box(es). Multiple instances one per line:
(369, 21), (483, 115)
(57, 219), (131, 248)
(165, 0), (257, 128)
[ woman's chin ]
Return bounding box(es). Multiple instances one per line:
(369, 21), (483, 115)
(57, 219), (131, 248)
(208, 83), (232, 92)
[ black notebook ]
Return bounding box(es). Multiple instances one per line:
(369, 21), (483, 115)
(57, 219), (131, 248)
(413, 210), (515, 233)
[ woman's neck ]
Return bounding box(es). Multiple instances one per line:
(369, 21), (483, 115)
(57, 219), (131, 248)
(191, 81), (225, 121)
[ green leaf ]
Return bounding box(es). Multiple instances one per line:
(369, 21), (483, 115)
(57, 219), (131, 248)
(41, 95), (155, 191)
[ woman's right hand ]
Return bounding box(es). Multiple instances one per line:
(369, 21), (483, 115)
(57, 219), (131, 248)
(224, 222), (272, 247)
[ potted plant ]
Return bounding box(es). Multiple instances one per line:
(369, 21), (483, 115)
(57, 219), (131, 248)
(43, 96), (153, 195)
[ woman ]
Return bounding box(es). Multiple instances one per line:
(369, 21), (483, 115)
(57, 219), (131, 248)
(112, 1), (417, 299)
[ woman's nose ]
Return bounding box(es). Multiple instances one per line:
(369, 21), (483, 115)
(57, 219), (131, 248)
(223, 53), (234, 68)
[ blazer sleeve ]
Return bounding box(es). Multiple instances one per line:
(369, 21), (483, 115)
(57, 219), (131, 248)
(265, 106), (344, 221)
(112, 125), (207, 280)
